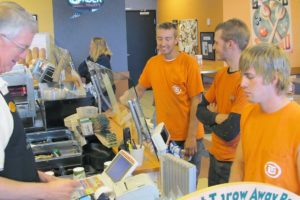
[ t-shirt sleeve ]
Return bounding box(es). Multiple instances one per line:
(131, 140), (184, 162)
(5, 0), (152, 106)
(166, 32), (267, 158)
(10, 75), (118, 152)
(205, 70), (220, 103)
(187, 59), (204, 97)
(240, 104), (254, 134)
(231, 85), (249, 114)
(138, 60), (152, 88)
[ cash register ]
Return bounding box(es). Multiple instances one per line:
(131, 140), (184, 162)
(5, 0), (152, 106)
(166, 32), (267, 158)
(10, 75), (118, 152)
(74, 150), (159, 200)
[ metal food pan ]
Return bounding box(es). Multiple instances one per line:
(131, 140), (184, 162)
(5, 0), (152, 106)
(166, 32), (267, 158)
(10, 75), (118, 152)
(31, 140), (82, 170)
(26, 129), (74, 145)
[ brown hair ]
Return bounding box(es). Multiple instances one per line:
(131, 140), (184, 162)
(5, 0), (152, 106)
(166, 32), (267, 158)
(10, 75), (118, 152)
(157, 22), (178, 37)
(215, 18), (250, 51)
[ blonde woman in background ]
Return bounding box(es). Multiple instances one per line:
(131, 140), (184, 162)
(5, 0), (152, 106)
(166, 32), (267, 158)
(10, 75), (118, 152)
(78, 37), (112, 84)
(78, 37), (114, 111)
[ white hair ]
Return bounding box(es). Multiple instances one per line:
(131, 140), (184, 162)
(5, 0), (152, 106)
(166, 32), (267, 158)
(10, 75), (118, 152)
(0, 1), (37, 39)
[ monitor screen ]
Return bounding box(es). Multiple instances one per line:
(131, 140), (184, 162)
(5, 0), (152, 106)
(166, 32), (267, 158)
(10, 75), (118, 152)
(161, 126), (170, 144)
(105, 151), (135, 183)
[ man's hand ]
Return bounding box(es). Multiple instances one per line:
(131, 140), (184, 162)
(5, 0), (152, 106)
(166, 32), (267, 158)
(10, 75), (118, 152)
(0, 176), (80, 200)
(119, 85), (146, 106)
(184, 136), (197, 157)
(38, 171), (58, 182)
(207, 103), (229, 124)
(43, 179), (80, 200)
(215, 114), (229, 124)
(38, 171), (80, 200)
(119, 89), (130, 106)
(207, 103), (217, 112)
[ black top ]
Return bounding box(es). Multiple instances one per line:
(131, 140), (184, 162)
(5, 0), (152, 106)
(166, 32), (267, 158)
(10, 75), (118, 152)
(0, 92), (40, 182)
(78, 54), (112, 84)
(196, 95), (241, 142)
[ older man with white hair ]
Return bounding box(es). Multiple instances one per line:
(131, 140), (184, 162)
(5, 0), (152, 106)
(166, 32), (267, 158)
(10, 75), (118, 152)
(0, 2), (79, 199)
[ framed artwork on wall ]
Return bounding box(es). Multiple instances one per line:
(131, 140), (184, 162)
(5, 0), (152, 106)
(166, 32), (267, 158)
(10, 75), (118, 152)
(250, 0), (292, 52)
(177, 19), (198, 55)
(200, 32), (215, 60)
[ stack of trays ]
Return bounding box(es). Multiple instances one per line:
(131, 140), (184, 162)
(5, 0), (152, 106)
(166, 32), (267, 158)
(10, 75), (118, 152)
(26, 129), (82, 170)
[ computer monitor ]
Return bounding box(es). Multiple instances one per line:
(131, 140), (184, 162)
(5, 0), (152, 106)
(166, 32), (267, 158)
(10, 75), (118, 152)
(128, 99), (151, 144)
(104, 150), (138, 183)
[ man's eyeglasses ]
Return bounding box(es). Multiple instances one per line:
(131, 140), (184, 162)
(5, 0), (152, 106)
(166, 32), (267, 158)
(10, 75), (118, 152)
(0, 34), (28, 53)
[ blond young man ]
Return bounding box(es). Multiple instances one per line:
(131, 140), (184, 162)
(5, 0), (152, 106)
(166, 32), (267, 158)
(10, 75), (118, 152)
(230, 43), (300, 195)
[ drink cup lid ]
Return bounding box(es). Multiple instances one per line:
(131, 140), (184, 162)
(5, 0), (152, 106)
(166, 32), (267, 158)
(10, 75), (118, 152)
(73, 167), (84, 172)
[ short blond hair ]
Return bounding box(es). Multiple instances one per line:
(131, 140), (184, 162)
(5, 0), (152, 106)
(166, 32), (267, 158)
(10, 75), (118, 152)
(239, 43), (291, 94)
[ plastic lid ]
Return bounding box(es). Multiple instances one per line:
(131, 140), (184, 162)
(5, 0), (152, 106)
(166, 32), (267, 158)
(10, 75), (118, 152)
(73, 167), (84, 172)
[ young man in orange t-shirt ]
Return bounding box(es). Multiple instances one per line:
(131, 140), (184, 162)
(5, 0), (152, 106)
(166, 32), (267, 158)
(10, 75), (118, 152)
(121, 22), (206, 178)
(196, 19), (250, 186)
(230, 43), (300, 195)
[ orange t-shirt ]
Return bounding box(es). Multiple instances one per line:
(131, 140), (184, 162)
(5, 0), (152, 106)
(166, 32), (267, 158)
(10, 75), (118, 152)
(205, 67), (248, 161)
(139, 52), (204, 141)
(241, 102), (300, 195)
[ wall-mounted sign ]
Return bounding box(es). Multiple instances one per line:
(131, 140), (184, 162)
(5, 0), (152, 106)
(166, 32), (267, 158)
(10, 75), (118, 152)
(68, 0), (104, 19)
(69, 0), (103, 10)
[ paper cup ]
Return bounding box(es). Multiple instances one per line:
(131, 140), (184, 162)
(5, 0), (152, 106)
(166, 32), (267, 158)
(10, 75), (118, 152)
(73, 167), (86, 180)
(129, 146), (144, 166)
